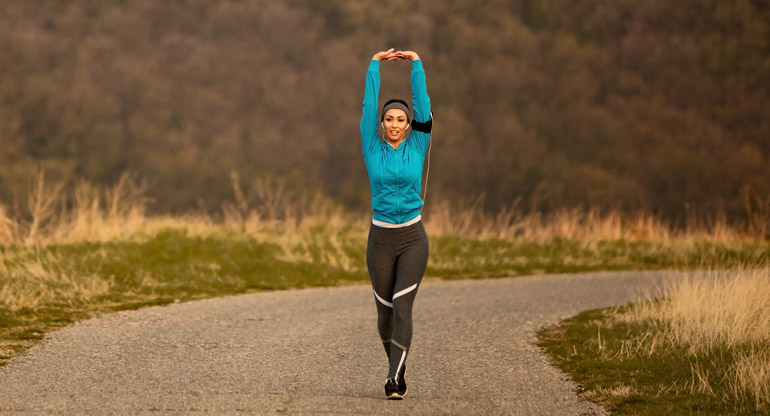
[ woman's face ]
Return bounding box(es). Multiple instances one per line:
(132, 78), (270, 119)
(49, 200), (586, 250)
(383, 109), (408, 143)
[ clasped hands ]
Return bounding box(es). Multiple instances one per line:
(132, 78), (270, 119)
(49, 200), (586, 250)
(373, 48), (420, 62)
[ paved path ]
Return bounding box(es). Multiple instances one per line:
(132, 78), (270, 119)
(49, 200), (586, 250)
(0, 271), (677, 415)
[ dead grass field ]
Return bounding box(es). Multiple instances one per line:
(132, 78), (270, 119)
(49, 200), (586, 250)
(616, 267), (770, 411)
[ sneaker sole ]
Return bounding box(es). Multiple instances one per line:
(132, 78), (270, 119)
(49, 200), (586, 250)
(386, 392), (404, 400)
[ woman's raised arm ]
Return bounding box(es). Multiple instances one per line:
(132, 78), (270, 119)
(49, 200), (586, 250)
(401, 51), (431, 154)
(361, 49), (395, 154)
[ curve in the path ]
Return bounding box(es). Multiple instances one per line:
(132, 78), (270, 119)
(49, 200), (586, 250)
(0, 271), (677, 415)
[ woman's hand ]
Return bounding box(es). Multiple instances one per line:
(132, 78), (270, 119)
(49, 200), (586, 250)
(372, 49), (420, 62)
(372, 48), (395, 62)
(394, 51), (420, 61)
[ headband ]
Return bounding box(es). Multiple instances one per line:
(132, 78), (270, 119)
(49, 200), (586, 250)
(381, 102), (410, 121)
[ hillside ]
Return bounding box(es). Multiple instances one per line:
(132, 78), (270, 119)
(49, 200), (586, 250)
(1, 0), (768, 223)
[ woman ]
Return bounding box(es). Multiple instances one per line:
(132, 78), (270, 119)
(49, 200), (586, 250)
(361, 48), (432, 400)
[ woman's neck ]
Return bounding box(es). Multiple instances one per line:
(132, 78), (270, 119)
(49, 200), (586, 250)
(388, 138), (404, 149)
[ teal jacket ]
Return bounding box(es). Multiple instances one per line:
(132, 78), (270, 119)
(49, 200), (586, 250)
(361, 59), (432, 224)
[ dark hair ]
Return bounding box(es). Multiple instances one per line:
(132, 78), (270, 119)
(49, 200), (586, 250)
(380, 98), (410, 121)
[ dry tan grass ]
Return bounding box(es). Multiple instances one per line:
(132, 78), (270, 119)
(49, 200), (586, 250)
(0, 204), (16, 246)
(1, 170), (766, 247)
(617, 266), (770, 410)
(731, 349), (770, 411)
(583, 383), (637, 401)
(422, 197), (756, 244)
(0, 171), (350, 246)
(1, 172), (152, 246)
(624, 268), (770, 352)
(0, 248), (114, 310)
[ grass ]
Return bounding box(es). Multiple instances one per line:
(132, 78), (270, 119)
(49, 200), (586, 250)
(429, 236), (768, 278)
(540, 308), (725, 414)
(539, 267), (770, 415)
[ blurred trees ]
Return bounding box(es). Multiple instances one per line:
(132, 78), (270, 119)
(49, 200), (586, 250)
(0, 0), (768, 223)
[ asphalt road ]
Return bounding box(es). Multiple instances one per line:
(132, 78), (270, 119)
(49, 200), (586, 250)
(0, 271), (676, 415)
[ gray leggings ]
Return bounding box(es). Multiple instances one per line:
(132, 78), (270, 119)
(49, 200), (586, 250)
(366, 220), (429, 381)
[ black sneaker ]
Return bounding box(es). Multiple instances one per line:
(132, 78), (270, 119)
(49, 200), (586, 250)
(385, 378), (402, 400)
(396, 364), (407, 397)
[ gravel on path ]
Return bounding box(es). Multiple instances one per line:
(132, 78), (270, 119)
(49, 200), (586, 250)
(0, 271), (676, 415)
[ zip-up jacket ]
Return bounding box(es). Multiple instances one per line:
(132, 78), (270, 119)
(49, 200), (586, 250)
(361, 59), (432, 224)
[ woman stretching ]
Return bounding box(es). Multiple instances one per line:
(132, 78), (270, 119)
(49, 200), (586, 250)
(361, 48), (432, 400)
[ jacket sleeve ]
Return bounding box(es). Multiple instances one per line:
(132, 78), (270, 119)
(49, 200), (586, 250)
(360, 60), (381, 154)
(409, 59), (431, 155)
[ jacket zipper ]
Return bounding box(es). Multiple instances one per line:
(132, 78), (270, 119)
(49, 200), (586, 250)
(395, 148), (400, 220)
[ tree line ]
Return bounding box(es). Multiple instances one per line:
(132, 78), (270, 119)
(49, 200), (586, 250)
(1, 0), (768, 224)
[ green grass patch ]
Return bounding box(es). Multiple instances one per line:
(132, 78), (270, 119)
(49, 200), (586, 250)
(429, 236), (769, 279)
(539, 307), (769, 415)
